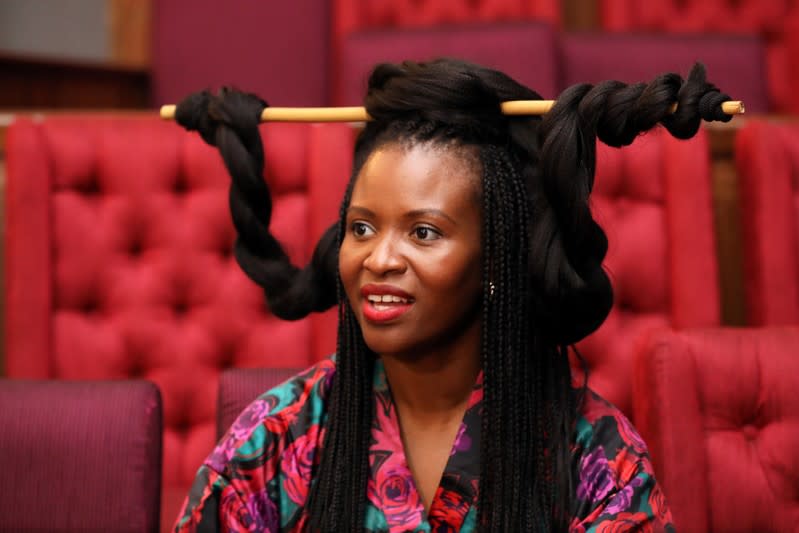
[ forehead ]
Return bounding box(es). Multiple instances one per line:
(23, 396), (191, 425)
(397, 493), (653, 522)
(352, 143), (481, 206)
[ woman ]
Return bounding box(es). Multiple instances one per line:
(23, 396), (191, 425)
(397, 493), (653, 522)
(173, 59), (731, 532)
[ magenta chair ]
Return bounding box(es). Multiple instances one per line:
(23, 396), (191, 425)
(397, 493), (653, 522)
(216, 367), (302, 440)
(0, 380), (163, 532)
(633, 327), (799, 532)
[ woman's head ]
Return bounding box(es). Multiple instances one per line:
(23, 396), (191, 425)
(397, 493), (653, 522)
(174, 57), (732, 531)
(339, 142), (483, 359)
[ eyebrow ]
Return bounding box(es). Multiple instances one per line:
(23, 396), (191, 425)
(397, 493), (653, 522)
(347, 205), (457, 225)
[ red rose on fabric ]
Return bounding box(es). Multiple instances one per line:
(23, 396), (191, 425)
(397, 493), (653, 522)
(594, 511), (653, 533)
(427, 488), (468, 530)
(281, 424), (324, 505)
(649, 484), (672, 522)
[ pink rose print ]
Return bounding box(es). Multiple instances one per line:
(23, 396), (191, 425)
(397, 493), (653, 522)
(374, 466), (424, 528)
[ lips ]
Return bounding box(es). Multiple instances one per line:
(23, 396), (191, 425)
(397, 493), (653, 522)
(360, 284), (414, 323)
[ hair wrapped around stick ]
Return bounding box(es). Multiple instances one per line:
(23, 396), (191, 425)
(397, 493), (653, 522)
(175, 60), (731, 531)
(175, 89), (340, 320)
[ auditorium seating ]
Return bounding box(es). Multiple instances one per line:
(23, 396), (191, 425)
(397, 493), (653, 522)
(735, 120), (799, 325)
(633, 327), (799, 532)
(0, 379), (163, 532)
(4, 115), (355, 529)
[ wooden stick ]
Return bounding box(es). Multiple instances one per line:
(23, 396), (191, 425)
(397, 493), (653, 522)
(159, 100), (744, 122)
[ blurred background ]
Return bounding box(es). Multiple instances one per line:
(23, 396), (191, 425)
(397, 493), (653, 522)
(1, 1), (798, 532)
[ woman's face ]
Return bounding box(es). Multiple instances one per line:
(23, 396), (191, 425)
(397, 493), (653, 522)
(339, 142), (483, 359)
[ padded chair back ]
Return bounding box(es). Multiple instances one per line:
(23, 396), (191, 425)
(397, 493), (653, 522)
(598, 0), (799, 113)
(633, 327), (799, 532)
(561, 32), (769, 114)
(216, 367), (303, 440)
(4, 115), (354, 526)
(577, 128), (721, 417)
(0, 379), (162, 533)
(337, 22), (559, 104)
(736, 120), (799, 325)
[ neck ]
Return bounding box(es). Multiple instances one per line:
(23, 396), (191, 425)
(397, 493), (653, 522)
(380, 319), (481, 421)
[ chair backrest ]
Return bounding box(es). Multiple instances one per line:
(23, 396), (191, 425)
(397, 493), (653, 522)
(216, 366), (303, 440)
(4, 115), (354, 522)
(577, 128), (721, 418)
(331, 0), (561, 102)
(560, 32), (769, 114)
(597, 0), (799, 112)
(0, 379), (162, 532)
(337, 22), (560, 104)
(633, 327), (799, 532)
(736, 120), (799, 326)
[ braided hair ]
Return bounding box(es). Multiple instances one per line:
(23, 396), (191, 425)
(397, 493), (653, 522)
(176, 59), (731, 531)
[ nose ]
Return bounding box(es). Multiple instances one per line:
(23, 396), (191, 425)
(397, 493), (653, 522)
(363, 232), (406, 276)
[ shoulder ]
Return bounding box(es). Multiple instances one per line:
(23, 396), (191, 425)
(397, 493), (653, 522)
(570, 389), (674, 531)
(574, 388), (649, 460)
(206, 358), (336, 475)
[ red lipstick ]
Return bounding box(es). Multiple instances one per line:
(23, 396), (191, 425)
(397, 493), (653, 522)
(360, 284), (414, 323)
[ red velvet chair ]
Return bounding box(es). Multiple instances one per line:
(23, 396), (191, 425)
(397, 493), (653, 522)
(0, 379), (162, 532)
(4, 115), (355, 529)
(561, 32), (769, 114)
(736, 120), (799, 326)
(216, 367), (302, 440)
(331, 0), (561, 102)
(337, 22), (560, 105)
(577, 128), (721, 418)
(633, 327), (799, 532)
(598, 0), (799, 113)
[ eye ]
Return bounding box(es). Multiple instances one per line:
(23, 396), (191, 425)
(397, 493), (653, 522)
(412, 225), (441, 242)
(350, 221), (375, 238)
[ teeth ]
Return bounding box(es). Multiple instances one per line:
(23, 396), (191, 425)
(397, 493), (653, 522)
(367, 294), (409, 304)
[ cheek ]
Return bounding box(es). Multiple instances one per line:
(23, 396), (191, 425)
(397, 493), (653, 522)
(418, 248), (482, 296)
(337, 238), (361, 301)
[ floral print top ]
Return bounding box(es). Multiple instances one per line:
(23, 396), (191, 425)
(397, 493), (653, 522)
(174, 358), (674, 532)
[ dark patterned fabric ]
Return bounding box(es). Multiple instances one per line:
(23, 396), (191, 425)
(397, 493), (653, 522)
(175, 358), (674, 532)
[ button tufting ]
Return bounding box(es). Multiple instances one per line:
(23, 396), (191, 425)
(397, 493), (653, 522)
(78, 176), (101, 196)
(173, 173), (189, 194)
(742, 424), (759, 441)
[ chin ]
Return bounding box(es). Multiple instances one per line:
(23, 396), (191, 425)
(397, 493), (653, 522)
(360, 327), (417, 358)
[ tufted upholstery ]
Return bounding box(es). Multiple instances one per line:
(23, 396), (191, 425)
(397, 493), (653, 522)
(598, 0), (799, 113)
(0, 379), (162, 532)
(561, 32), (769, 114)
(338, 22), (560, 105)
(577, 128), (721, 418)
(736, 120), (799, 325)
(4, 115), (355, 527)
(633, 327), (799, 532)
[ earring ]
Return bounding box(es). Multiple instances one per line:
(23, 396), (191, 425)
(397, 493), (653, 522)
(489, 281), (496, 297)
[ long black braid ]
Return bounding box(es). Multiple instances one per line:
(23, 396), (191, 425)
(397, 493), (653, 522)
(175, 59), (731, 531)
